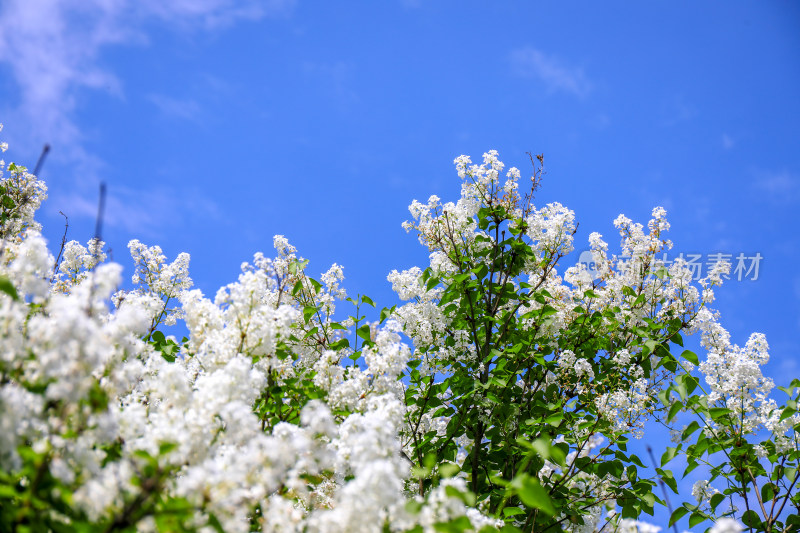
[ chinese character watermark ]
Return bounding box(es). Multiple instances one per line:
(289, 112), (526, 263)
(576, 251), (763, 281)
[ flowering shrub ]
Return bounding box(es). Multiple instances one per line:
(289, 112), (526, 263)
(0, 125), (797, 532)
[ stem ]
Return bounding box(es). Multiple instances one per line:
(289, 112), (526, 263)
(646, 444), (679, 533)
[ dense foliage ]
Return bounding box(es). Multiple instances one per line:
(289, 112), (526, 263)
(0, 125), (797, 532)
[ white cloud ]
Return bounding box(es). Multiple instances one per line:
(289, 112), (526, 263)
(147, 93), (203, 122)
(53, 182), (223, 237)
(301, 60), (359, 110)
(0, 0), (293, 230)
(0, 0), (125, 150)
(660, 94), (695, 127)
(754, 169), (798, 202)
(0, 0), (293, 147)
(134, 0), (293, 30)
(722, 133), (735, 150)
(509, 47), (592, 98)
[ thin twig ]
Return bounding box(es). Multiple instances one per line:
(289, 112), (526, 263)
(647, 444), (679, 533)
(86, 183), (106, 315)
(32, 144), (50, 177)
(51, 211), (69, 281)
(93, 182), (106, 257)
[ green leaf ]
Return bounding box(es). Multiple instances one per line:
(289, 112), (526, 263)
(439, 463), (460, 479)
(426, 276), (439, 292)
(159, 442), (178, 455)
(682, 421), (701, 440)
(742, 510), (761, 528)
(642, 339), (658, 357)
(641, 491), (655, 510)
(433, 516), (472, 533)
(329, 338), (350, 350)
(656, 468), (678, 493)
(0, 276), (19, 301)
(708, 407), (732, 421)
(544, 412), (563, 426)
(622, 286), (636, 297)
(671, 332), (684, 347)
(292, 280), (303, 296)
(406, 499), (423, 515)
(761, 482), (776, 503)
(709, 492), (725, 511)
(683, 374), (699, 395)
(379, 305), (396, 324)
(472, 264), (489, 279)
(287, 259), (309, 275)
(683, 460), (700, 477)
(452, 273), (470, 284)
(513, 475), (555, 516)
(681, 349), (699, 366)
(0, 484), (19, 499)
(539, 305), (557, 318)
(309, 277), (322, 293)
(303, 306), (317, 323)
(531, 437), (566, 467)
(661, 447), (678, 466)
(667, 401), (682, 423)
(779, 405), (796, 422)
(444, 485), (475, 506)
(206, 513), (226, 533)
(688, 511), (707, 528)
(356, 324), (371, 342)
(668, 507), (688, 527)
(658, 389), (672, 408)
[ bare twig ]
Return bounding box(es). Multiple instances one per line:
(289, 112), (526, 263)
(86, 183), (106, 315)
(32, 144), (50, 177)
(51, 211), (69, 281)
(93, 182), (106, 259)
(647, 444), (679, 533)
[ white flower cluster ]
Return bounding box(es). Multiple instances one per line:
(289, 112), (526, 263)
(691, 479), (719, 506)
(122, 238), (193, 328)
(391, 150), (795, 530)
(695, 314), (798, 452)
(0, 135), (792, 532)
(0, 130), (499, 532)
(53, 237), (106, 292)
(594, 378), (650, 438)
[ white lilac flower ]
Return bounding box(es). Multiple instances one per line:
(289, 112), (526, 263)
(691, 479), (719, 505)
(709, 518), (744, 533)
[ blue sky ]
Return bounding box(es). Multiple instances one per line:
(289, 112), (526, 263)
(1, 0), (799, 525)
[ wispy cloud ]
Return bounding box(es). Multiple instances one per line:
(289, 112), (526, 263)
(53, 182), (223, 238)
(147, 93), (203, 122)
(660, 94), (695, 127)
(133, 0), (294, 31)
(0, 0), (294, 228)
(509, 47), (592, 98)
(0, 0), (294, 147)
(301, 60), (359, 110)
(754, 169), (799, 203)
(722, 133), (735, 150)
